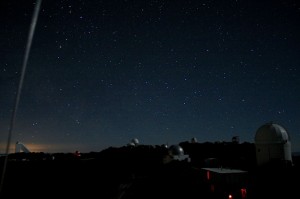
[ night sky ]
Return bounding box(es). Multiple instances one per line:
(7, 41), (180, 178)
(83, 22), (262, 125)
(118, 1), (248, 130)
(1, 0), (300, 153)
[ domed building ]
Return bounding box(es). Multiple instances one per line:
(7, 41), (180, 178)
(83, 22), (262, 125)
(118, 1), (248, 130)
(131, 138), (139, 145)
(254, 122), (292, 166)
(163, 144), (190, 164)
(168, 145), (184, 157)
(127, 138), (139, 147)
(191, 137), (198, 143)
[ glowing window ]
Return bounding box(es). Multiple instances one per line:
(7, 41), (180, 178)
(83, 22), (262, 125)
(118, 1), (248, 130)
(207, 170), (210, 180)
(241, 188), (247, 198)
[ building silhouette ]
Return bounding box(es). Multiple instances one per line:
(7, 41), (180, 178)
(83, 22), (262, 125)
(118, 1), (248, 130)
(254, 122), (292, 166)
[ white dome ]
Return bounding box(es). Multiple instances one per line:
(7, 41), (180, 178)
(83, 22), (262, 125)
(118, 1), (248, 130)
(127, 142), (136, 146)
(168, 145), (184, 156)
(191, 137), (198, 143)
(131, 138), (139, 145)
(255, 122), (290, 143)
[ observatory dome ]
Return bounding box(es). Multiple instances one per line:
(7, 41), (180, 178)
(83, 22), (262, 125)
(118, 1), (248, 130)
(255, 122), (290, 143)
(168, 145), (184, 157)
(191, 137), (198, 143)
(131, 138), (139, 145)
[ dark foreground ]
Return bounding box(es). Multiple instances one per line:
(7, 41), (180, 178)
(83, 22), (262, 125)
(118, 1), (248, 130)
(0, 145), (299, 199)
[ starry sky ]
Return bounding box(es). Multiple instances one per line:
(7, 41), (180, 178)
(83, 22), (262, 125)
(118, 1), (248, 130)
(1, 0), (300, 153)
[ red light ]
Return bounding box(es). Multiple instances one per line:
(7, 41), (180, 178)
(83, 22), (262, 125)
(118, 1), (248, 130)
(207, 171), (210, 180)
(210, 184), (214, 192)
(241, 188), (247, 198)
(228, 194), (233, 199)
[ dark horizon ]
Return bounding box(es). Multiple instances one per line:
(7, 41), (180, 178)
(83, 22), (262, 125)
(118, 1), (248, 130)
(0, 140), (299, 199)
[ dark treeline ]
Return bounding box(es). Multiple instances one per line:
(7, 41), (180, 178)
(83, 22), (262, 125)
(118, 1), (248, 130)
(0, 142), (299, 199)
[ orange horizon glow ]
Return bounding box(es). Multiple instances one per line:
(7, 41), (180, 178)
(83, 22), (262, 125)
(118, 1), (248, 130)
(0, 142), (92, 154)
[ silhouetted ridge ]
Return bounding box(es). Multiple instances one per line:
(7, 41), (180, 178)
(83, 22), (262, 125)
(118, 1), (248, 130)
(0, 142), (299, 199)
